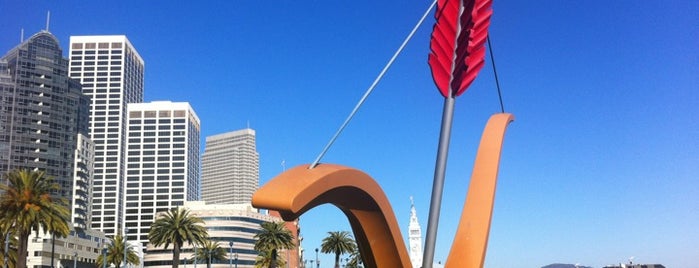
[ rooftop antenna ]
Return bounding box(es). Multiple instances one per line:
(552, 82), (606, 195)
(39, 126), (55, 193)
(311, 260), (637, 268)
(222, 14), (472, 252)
(20, 28), (24, 42)
(246, 120), (250, 129)
(45, 11), (50, 32)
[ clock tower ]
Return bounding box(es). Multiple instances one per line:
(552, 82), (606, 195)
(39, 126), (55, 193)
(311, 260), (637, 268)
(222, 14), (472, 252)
(408, 196), (423, 268)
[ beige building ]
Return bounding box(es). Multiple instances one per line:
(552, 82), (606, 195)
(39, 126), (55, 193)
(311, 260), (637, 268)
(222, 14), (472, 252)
(26, 226), (107, 268)
(144, 201), (282, 268)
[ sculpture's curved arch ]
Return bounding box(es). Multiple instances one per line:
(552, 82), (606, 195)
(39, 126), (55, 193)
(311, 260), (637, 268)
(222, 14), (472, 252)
(446, 113), (514, 267)
(252, 163), (412, 267)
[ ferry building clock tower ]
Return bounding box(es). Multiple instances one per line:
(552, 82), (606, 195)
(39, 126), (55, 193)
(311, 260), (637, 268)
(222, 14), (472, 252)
(409, 196), (424, 268)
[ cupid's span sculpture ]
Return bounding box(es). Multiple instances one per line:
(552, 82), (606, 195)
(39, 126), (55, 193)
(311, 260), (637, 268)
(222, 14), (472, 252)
(252, 113), (512, 268)
(253, 0), (510, 267)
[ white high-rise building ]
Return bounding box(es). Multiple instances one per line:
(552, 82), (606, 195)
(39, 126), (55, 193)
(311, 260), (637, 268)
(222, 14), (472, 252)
(408, 196), (423, 268)
(201, 128), (259, 204)
(69, 35), (144, 237)
(124, 101), (200, 246)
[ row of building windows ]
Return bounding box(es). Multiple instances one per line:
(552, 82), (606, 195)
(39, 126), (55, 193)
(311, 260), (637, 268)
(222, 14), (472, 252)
(71, 49), (122, 55)
(71, 71), (121, 76)
(129, 124), (186, 130)
(124, 182), (186, 189)
(71, 42), (123, 49)
(71, 55), (122, 60)
(126, 156), (185, 162)
(127, 150), (186, 156)
(126, 169), (186, 174)
(125, 200), (183, 208)
(125, 193), (184, 201)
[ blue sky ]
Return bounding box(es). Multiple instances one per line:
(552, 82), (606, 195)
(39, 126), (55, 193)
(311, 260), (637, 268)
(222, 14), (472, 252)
(2, 1), (697, 267)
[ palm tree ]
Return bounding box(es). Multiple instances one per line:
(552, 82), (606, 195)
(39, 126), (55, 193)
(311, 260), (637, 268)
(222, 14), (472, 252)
(253, 221), (294, 268)
(345, 246), (363, 268)
(0, 226), (18, 268)
(97, 232), (140, 268)
(254, 249), (286, 268)
(0, 169), (70, 268)
(148, 207), (208, 268)
(320, 231), (357, 268)
(193, 240), (227, 268)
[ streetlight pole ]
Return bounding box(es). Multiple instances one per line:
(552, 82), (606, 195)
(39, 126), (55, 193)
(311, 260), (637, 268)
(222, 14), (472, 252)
(3, 231), (10, 268)
(122, 228), (129, 268)
(208, 249), (211, 268)
(102, 243), (107, 268)
(73, 252), (78, 268)
(315, 248), (319, 268)
(228, 242), (233, 268)
(234, 253), (238, 268)
(50, 232), (56, 268)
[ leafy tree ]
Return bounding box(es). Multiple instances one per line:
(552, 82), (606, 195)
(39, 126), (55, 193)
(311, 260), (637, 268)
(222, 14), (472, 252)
(253, 221), (294, 268)
(192, 240), (227, 268)
(148, 207), (208, 268)
(96, 232), (139, 268)
(0, 169), (70, 268)
(320, 231), (357, 268)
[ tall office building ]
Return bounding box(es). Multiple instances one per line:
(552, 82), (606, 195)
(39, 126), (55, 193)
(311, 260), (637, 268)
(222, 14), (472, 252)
(408, 196), (423, 268)
(201, 128), (259, 204)
(0, 31), (92, 227)
(69, 35), (144, 236)
(124, 101), (200, 246)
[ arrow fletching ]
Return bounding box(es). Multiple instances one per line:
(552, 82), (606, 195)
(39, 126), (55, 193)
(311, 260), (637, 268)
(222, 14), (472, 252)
(428, 0), (493, 98)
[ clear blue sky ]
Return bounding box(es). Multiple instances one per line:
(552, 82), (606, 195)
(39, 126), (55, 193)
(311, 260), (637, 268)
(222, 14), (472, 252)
(2, 1), (697, 267)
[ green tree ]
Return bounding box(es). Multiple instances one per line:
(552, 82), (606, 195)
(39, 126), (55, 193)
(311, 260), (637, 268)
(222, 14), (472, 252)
(345, 246), (363, 268)
(253, 221), (294, 268)
(148, 207), (209, 268)
(192, 240), (227, 268)
(320, 231), (357, 268)
(0, 226), (18, 268)
(0, 169), (70, 268)
(254, 249), (285, 268)
(96, 232), (140, 268)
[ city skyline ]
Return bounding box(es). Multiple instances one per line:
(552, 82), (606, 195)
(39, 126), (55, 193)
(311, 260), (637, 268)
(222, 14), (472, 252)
(1, 1), (697, 267)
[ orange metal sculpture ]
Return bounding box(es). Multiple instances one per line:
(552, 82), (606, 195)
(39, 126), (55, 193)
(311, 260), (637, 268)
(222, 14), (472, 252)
(252, 113), (513, 268)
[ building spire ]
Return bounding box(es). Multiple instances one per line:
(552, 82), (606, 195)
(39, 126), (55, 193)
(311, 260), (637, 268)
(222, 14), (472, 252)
(45, 11), (50, 32)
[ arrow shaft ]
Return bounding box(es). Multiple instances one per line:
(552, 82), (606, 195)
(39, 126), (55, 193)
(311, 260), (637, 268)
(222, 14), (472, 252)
(422, 96), (456, 268)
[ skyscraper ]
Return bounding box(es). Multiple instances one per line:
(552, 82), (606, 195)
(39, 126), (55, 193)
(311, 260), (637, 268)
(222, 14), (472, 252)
(124, 101), (200, 246)
(408, 196), (423, 268)
(0, 30), (92, 228)
(69, 35), (144, 236)
(201, 128), (259, 204)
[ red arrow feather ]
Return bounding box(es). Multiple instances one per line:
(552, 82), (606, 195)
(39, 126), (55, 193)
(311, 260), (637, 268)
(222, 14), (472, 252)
(428, 0), (493, 98)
